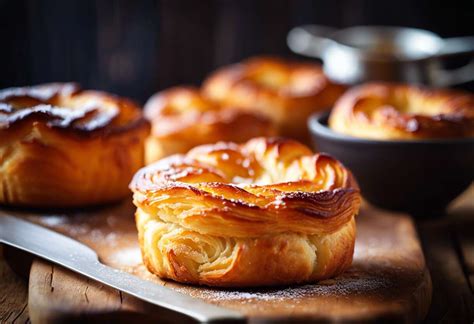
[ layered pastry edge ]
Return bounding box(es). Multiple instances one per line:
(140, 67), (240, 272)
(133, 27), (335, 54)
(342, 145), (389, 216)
(0, 83), (150, 207)
(131, 137), (360, 287)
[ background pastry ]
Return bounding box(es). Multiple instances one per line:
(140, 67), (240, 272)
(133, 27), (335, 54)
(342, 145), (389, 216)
(0, 83), (150, 207)
(131, 137), (360, 287)
(329, 82), (474, 140)
(143, 86), (275, 163)
(202, 56), (346, 142)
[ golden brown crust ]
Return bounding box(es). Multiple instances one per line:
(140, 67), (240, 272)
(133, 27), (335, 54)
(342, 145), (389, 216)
(0, 83), (150, 207)
(131, 137), (360, 287)
(0, 83), (147, 137)
(143, 86), (275, 163)
(202, 56), (346, 142)
(329, 82), (474, 140)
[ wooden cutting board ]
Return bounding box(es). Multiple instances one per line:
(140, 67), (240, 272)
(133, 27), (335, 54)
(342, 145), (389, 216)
(12, 200), (431, 323)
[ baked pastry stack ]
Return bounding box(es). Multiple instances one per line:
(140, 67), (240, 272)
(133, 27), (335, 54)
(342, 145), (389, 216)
(203, 56), (346, 142)
(0, 83), (149, 207)
(130, 137), (360, 287)
(144, 87), (275, 163)
(329, 83), (474, 139)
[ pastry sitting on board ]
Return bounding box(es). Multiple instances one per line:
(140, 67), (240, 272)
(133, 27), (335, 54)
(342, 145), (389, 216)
(0, 83), (150, 207)
(130, 137), (361, 287)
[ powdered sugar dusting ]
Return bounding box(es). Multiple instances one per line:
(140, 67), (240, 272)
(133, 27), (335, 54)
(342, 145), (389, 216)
(109, 247), (142, 266)
(40, 215), (68, 227)
(89, 229), (119, 247)
(174, 274), (393, 301)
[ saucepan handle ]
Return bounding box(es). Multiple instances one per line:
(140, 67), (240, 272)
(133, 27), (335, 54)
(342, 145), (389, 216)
(287, 25), (337, 59)
(435, 60), (474, 86)
(435, 36), (474, 86)
(438, 36), (474, 57)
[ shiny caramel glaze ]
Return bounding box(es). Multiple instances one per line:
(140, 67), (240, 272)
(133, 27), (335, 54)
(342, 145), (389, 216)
(0, 83), (147, 137)
(202, 56), (346, 142)
(329, 82), (474, 140)
(0, 83), (150, 207)
(130, 137), (360, 286)
(143, 86), (275, 163)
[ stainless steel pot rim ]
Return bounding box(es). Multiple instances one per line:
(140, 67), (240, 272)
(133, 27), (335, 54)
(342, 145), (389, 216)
(294, 25), (446, 62)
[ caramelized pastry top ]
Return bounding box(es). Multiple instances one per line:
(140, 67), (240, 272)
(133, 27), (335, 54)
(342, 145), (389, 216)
(0, 83), (146, 136)
(202, 56), (346, 141)
(329, 83), (474, 140)
(144, 86), (272, 138)
(203, 56), (333, 99)
(131, 137), (360, 237)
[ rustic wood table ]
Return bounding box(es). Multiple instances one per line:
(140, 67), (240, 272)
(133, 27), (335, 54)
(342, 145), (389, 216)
(1, 185), (473, 324)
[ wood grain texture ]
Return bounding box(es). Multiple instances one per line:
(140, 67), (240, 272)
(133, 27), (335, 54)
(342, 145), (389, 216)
(0, 246), (30, 324)
(3, 0), (473, 100)
(17, 199), (432, 323)
(28, 260), (193, 324)
(451, 185), (474, 289)
(416, 185), (474, 323)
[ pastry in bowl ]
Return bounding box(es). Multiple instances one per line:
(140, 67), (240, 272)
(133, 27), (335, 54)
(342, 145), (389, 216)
(0, 83), (150, 207)
(130, 137), (360, 287)
(329, 82), (474, 140)
(144, 86), (275, 163)
(202, 56), (346, 142)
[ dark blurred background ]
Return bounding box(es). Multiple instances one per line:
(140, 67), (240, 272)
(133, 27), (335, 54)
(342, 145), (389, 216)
(1, 0), (473, 103)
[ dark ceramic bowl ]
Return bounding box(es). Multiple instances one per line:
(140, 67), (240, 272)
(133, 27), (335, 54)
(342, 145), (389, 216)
(308, 112), (474, 216)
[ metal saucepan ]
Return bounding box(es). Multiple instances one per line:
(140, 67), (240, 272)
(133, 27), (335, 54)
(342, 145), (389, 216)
(288, 25), (474, 86)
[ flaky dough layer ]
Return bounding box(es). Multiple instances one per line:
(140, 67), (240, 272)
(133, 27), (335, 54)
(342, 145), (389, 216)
(0, 83), (150, 207)
(131, 137), (360, 287)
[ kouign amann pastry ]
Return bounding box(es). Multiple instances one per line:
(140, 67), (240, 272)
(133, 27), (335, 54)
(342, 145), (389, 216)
(130, 137), (360, 287)
(0, 83), (149, 207)
(144, 86), (275, 163)
(329, 82), (474, 140)
(203, 56), (346, 142)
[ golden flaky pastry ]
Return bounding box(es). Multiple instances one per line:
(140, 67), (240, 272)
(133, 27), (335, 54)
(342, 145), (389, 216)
(144, 87), (275, 163)
(329, 83), (474, 140)
(202, 56), (346, 142)
(0, 83), (150, 207)
(130, 137), (360, 287)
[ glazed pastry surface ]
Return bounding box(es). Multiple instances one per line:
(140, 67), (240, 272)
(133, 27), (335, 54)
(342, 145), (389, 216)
(203, 56), (346, 142)
(329, 83), (474, 140)
(144, 87), (275, 163)
(131, 137), (360, 287)
(0, 83), (150, 207)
